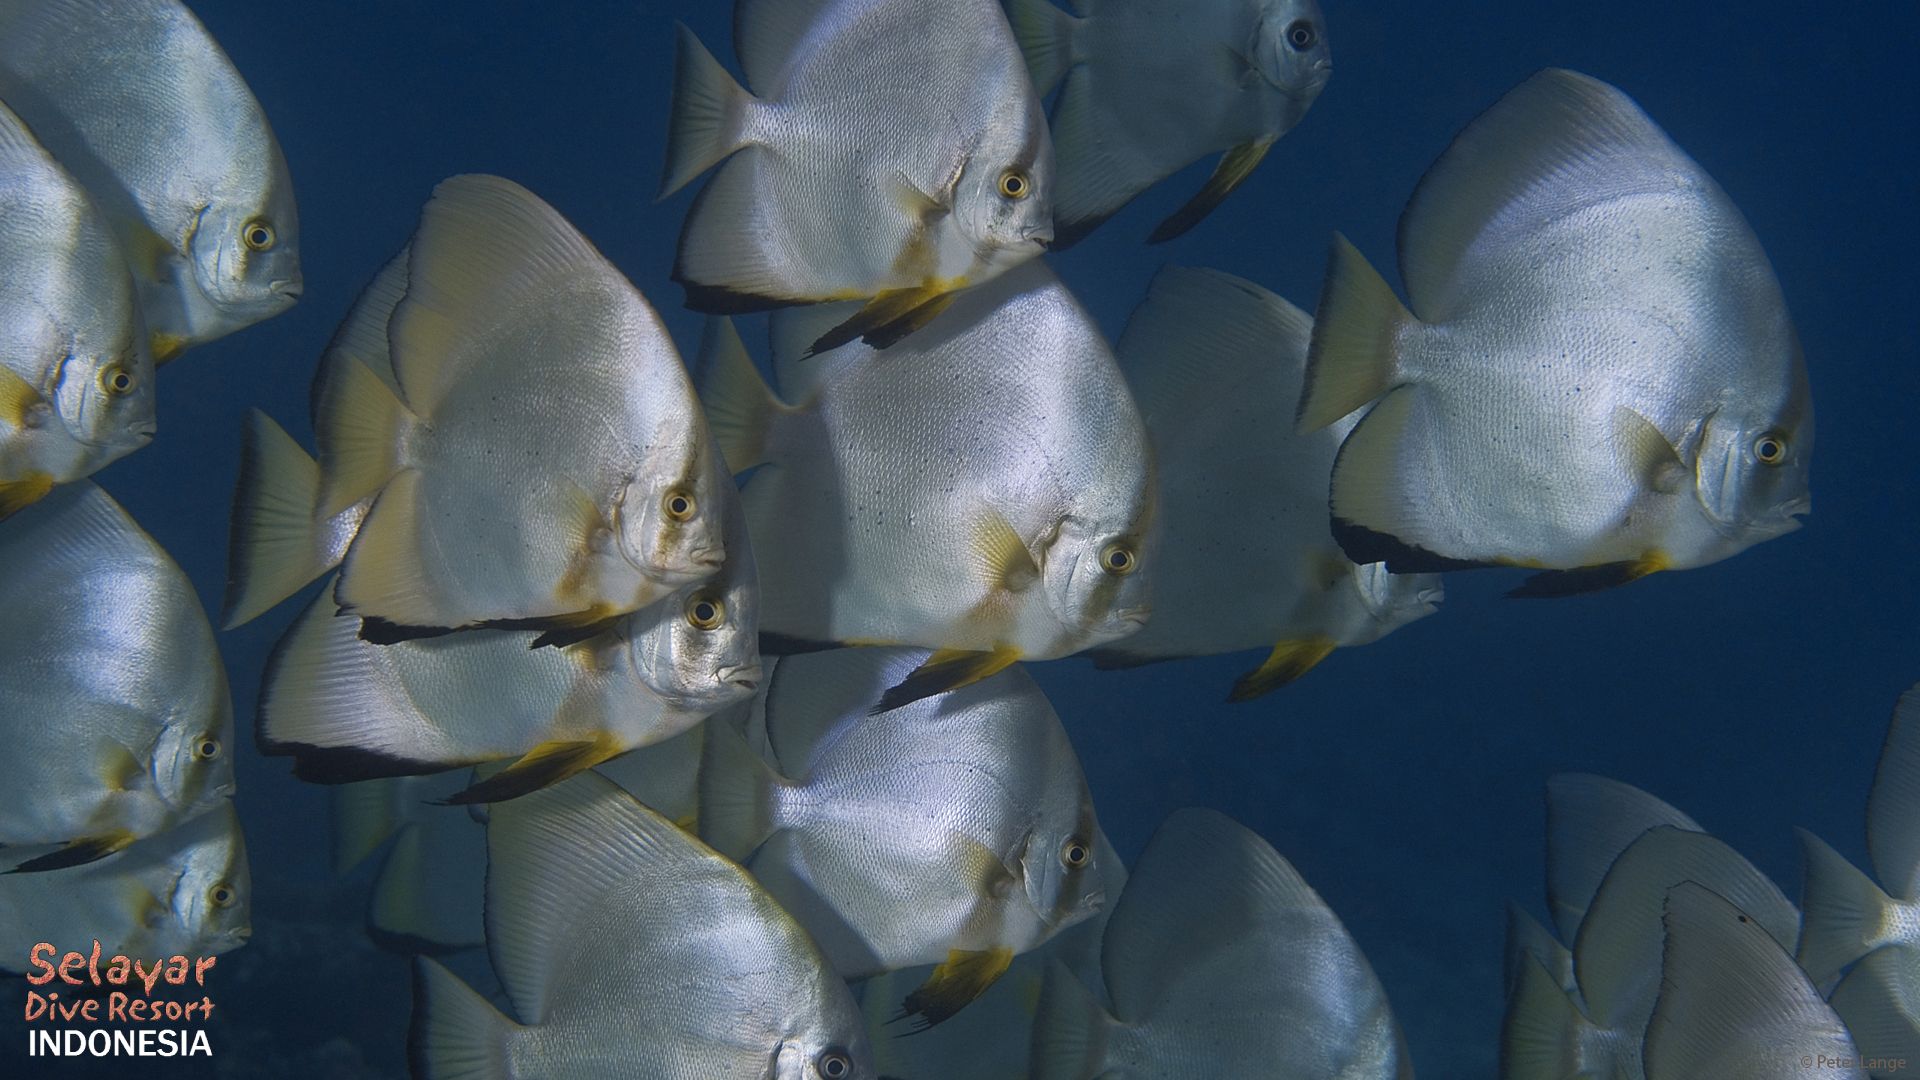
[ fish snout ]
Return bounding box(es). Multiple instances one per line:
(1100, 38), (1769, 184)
(268, 277), (302, 301)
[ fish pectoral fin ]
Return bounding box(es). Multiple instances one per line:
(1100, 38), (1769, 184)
(0, 364), (46, 427)
(441, 736), (625, 806)
(1229, 637), (1339, 702)
(1507, 552), (1669, 599)
(891, 948), (1016, 1032)
(1611, 406), (1688, 494)
(6, 830), (137, 874)
(889, 170), (953, 221)
(1147, 136), (1276, 245)
(1297, 234), (1412, 433)
(806, 285), (961, 356)
(968, 509), (1040, 594)
(149, 332), (190, 365)
(0, 474), (55, 521)
(872, 646), (1023, 714)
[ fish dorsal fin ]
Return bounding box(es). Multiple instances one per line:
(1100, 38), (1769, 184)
(762, 647), (929, 774)
(1102, 807), (1324, 1021)
(0, 98), (56, 173)
(388, 175), (607, 417)
(1573, 826), (1798, 1034)
(484, 771), (721, 1024)
(1545, 773), (1703, 942)
(1397, 69), (1695, 323)
(312, 247), (409, 423)
(732, 0), (833, 92)
(1646, 882), (1861, 1080)
(1869, 684), (1920, 898)
(1116, 266), (1314, 438)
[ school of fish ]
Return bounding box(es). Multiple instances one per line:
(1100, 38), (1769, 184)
(1, 0), (1880, 1077)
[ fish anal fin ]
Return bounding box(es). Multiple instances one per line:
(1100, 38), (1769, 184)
(807, 285), (962, 356)
(441, 736), (625, 806)
(892, 947), (1016, 1032)
(873, 646), (1022, 714)
(1147, 136), (1275, 244)
(1508, 552), (1668, 599)
(1229, 637), (1338, 702)
(7, 830), (136, 874)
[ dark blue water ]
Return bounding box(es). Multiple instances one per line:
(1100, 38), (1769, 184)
(7, 1), (1916, 1075)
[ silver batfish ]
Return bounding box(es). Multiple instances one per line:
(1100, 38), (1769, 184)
(0, 483), (232, 872)
(703, 261), (1156, 711)
(1297, 69), (1811, 597)
(0, 802), (249, 973)
(0, 99), (153, 518)
(1092, 266), (1438, 699)
(1032, 807), (1410, 1079)
(0, 0), (300, 357)
(699, 648), (1105, 1029)
(662, 0), (1052, 352)
(411, 772), (875, 1079)
(297, 175), (726, 640)
(1009, 0), (1331, 245)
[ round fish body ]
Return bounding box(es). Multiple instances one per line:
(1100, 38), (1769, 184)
(0, 0), (301, 355)
(0, 802), (250, 972)
(411, 774), (875, 1079)
(705, 649), (1105, 979)
(1099, 266), (1437, 696)
(1011, 0), (1331, 244)
(1300, 70), (1811, 590)
(723, 261), (1155, 662)
(316, 176), (727, 636)
(0, 484), (233, 867)
(663, 0), (1053, 346)
(0, 101), (154, 513)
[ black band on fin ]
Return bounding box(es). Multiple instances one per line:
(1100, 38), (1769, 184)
(1508, 558), (1663, 599)
(1331, 517), (1498, 574)
(758, 631), (843, 656)
(439, 739), (619, 806)
(675, 279), (804, 316)
(356, 616), (460, 645)
(6, 833), (132, 874)
(889, 948), (1015, 1033)
(872, 647), (1020, 715)
(274, 742), (467, 785)
(1147, 138), (1275, 244)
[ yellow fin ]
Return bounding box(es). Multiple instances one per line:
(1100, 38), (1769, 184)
(0, 364), (44, 427)
(950, 831), (1019, 901)
(1229, 637), (1338, 702)
(149, 332), (190, 365)
(894, 948), (1016, 1031)
(968, 509), (1040, 595)
(7, 830), (137, 874)
(99, 742), (146, 792)
(0, 474), (55, 520)
(806, 283), (963, 356)
(442, 735), (625, 806)
(1509, 551), (1669, 599)
(873, 646), (1022, 714)
(1148, 136), (1276, 244)
(315, 356), (408, 517)
(335, 468), (444, 629)
(1298, 234), (1410, 433)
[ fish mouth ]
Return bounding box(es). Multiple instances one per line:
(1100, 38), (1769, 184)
(716, 663), (762, 691)
(269, 278), (302, 300)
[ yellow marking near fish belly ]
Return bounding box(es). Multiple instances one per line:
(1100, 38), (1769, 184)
(149, 332), (191, 365)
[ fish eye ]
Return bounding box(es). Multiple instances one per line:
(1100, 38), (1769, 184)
(1753, 433), (1788, 466)
(98, 363), (136, 397)
(816, 1048), (852, 1079)
(662, 488), (697, 522)
(685, 594), (725, 631)
(1287, 20), (1317, 50)
(1099, 542), (1137, 577)
(1061, 839), (1091, 868)
(209, 883), (236, 909)
(242, 221), (275, 251)
(998, 168), (1031, 200)
(193, 737), (222, 761)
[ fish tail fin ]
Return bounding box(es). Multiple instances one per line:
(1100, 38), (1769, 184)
(695, 721), (781, 861)
(1298, 233), (1413, 433)
(1228, 636), (1338, 702)
(223, 410), (328, 629)
(409, 956), (518, 1080)
(1795, 826), (1892, 984)
(1006, 0), (1081, 96)
(696, 315), (791, 473)
(660, 22), (752, 200)
(1499, 953), (1586, 1080)
(314, 357), (407, 517)
(1030, 959), (1112, 1080)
